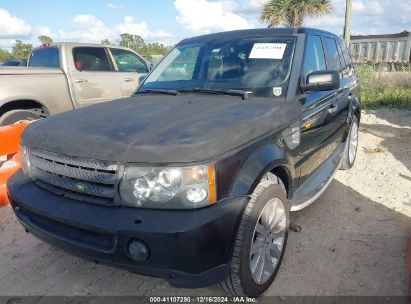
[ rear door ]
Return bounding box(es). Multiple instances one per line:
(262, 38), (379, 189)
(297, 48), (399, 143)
(70, 47), (122, 106)
(298, 34), (342, 185)
(109, 48), (150, 97)
(338, 37), (358, 125)
(322, 36), (350, 143)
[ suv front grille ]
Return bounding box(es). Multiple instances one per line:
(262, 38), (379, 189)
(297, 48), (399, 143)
(30, 149), (119, 206)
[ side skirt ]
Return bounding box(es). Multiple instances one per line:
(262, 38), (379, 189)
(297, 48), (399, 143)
(290, 142), (344, 211)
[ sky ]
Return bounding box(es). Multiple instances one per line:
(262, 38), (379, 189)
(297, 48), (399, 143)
(0, 0), (410, 49)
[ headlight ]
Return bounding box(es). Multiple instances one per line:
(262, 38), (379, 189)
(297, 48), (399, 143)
(119, 164), (216, 209)
(19, 144), (32, 178)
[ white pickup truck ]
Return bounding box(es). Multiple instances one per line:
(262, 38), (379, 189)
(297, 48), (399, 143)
(0, 43), (150, 126)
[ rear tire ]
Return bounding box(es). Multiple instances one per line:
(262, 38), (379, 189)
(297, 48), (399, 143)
(219, 179), (289, 297)
(0, 109), (41, 126)
(340, 115), (359, 170)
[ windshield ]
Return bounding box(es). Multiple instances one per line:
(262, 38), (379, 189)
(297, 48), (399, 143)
(139, 36), (296, 98)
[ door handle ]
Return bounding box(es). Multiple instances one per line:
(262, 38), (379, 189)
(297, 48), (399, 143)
(123, 77), (134, 82)
(74, 79), (88, 83)
(328, 105), (338, 114)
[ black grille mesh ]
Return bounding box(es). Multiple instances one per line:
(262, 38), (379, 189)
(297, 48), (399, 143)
(30, 149), (119, 205)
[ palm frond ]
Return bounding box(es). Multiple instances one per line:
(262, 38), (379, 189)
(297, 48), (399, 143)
(260, 0), (333, 28)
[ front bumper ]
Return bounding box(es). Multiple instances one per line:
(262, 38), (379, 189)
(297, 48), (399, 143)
(7, 170), (249, 288)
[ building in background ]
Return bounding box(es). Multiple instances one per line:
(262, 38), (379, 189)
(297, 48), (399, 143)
(350, 31), (410, 68)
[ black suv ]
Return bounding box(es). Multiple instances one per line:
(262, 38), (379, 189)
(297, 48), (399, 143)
(8, 28), (360, 297)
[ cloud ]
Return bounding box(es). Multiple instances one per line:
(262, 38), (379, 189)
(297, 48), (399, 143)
(305, 15), (345, 28)
(58, 14), (111, 42)
(227, 0), (268, 15)
(1, 0), (410, 50)
(352, 0), (366, 13)
(0, 8), (32, 39)
(174, 0), (253, 35)
(0, 39), (17, 49)
(35, 26), (53, 37)
(106, 3), (124, 9)
(58, 14), (174, 44)
(299, 0), (410, 36)
(368, 1), (384, 15)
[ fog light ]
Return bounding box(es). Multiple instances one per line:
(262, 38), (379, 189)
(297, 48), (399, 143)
(128, 240), (149, 261)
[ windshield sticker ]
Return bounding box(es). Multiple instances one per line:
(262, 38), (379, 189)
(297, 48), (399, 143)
(273, 87), (282, 96)
(249, 43), (287, 59)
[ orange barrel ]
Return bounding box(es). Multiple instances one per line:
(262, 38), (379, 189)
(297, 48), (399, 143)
(0, 122), (29, 207)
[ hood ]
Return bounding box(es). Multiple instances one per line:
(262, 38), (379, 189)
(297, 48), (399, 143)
(23, 94), (295, 163)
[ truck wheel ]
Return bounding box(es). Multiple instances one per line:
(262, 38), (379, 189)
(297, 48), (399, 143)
(219, 179), (289, 297)
(340, 116), (359, 170)
(0, 109), (41, 126)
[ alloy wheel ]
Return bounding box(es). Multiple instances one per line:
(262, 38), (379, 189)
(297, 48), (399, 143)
(348, 119), (359, 164)
(250, 198), (287, 285)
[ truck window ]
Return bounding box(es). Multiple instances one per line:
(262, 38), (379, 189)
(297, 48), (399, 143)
(322, 37), (342, 72)
(110, 48), (148, 73)
(73, 47), (112, 72)
(302, 35), (326, 82)
(29, 47), (60, 68)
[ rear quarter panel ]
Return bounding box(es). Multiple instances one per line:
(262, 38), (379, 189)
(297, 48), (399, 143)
(0, 69), (74, 115)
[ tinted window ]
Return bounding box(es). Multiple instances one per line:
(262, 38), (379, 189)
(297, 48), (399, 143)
(29, 47), (60, 68)
(338, 39), (354, 78)
(73, 47), (111, 72)
(323, 37), (342, 72)
(339, 39), (353, 68)
(303, 35), (326, 81)
(110, 48), (148, 73)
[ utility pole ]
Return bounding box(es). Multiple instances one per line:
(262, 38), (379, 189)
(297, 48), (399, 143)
(343, 0), (353, 46)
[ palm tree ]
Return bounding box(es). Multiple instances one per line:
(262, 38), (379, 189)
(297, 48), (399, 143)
(260, 0), (333, 28)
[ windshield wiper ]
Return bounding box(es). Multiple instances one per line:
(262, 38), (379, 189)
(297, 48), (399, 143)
(136, 89), (178, 96)
(179, 88), (250, 100)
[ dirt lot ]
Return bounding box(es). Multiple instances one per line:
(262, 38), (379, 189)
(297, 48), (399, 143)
(0, 109), (410, 297)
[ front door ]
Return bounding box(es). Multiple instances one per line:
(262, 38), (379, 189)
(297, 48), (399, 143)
(109, 48), (150, 97)
(70, 47), (123, 107)
(297, 35), (343, 185)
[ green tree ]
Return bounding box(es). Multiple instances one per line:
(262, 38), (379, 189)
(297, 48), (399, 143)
(260, 0), (332, 27)
(38, 35), (53, 44)
(12, 40), (32, 59)
(118, 33), (146, 51)
(0, 48), (13, 62)
(101, 38), (113, 45)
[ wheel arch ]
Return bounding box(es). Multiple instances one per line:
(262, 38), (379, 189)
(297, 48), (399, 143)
(351, 96), (361, 122)
(269, 166), (293, 198)
(228, 143), (296, 199)
(0, 99), (49, 118)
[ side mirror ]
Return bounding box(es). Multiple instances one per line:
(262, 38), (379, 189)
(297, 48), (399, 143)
(301, 70), (340, 92)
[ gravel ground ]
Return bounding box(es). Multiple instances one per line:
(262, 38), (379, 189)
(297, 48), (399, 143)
(0, 109), (410, 297)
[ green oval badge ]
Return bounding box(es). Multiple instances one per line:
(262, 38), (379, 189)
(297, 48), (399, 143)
(75, 183), (87, 193)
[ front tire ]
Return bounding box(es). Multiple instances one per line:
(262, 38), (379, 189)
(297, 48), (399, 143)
(0, 109), (42, 126)
(219, 179), (289, 297)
